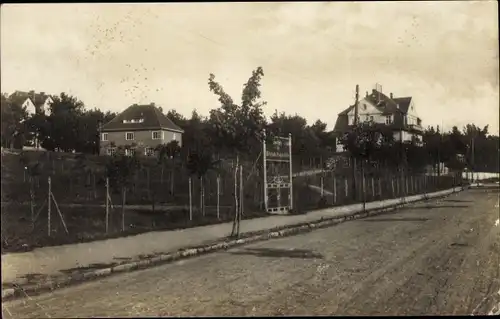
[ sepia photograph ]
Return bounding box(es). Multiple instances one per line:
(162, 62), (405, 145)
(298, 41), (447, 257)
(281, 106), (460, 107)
(1, 1), (499, 317)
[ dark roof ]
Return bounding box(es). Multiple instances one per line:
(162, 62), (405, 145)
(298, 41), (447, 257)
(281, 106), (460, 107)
(9, 91), (53, 109)
(101, 104), (184, 132)
(336, 90), (413, 118)
(333, 114), (349, 133)
(392, 97), (412, 113)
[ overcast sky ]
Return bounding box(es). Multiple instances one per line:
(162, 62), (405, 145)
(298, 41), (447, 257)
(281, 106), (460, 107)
(1, 2), (498, 134)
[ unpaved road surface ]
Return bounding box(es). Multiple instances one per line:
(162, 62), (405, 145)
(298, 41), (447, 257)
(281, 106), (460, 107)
(2, 188), (499, 317)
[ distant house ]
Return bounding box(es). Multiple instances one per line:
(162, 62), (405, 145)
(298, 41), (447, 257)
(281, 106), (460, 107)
(333, 88), (424, 152)
(8, 90), (54, 116)
(99, 103), (184, 157)
(7, 90), (55, 150)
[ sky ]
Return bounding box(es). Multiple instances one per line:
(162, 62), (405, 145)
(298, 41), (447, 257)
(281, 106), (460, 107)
(1, 1), (499, 134)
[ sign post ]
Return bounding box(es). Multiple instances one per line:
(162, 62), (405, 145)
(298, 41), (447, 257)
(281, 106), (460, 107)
(263, 130), (293, 214)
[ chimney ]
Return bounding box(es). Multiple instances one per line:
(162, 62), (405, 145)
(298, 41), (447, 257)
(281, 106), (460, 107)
(40, 91), (45, 96)
(365, 91), (368, 97)
(150, 102), (155, 107)
(29, 90), (35, 99)
(390, 92), (393, 99)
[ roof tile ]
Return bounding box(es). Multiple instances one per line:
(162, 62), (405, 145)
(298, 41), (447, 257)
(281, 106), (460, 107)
(101, 104), (184, 132)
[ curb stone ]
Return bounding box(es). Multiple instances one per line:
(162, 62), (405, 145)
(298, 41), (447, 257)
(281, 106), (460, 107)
(1, 187), (463, 302)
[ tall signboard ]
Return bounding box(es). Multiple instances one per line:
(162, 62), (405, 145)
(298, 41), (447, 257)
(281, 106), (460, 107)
(263, 130), (293, 213)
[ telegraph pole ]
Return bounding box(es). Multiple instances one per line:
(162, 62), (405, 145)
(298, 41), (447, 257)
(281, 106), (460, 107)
(351, 84), (359, 200)
(471, 135), (475, 183)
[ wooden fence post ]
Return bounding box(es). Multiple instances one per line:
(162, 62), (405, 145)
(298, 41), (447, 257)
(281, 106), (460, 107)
(333, 174), (337, 204)
(48, 176), (51, 237)
(378, 177), (382, 199)
(189, 177), (193, 221)
(371, 177), (375, 199)
(106, 177), (109, 233)
(320, 175), (324, 197)
(344, 177), (348, 198)
(391, 177), (395, 197)
(216, 175), (220, 220)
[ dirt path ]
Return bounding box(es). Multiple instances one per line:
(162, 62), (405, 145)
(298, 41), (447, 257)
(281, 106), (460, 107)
(2, 188), (499, 317)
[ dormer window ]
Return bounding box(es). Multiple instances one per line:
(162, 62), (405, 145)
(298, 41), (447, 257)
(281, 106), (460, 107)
(123, 118), (144, 124)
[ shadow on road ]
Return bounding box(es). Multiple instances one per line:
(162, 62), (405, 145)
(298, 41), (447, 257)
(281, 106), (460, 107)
(442, 199), (474, 203)
(60, 262), (117, 274)
(398, 204), (470, 211)
(361, 217), (430, 223)
(229, 248), (324, 259)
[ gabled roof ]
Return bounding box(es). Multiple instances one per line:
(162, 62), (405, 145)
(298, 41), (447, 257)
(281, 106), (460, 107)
(101, 104), (184, 132)
(336, 90), (413, 117)
(8, 91), (54, 109)
(333, 114), (349, 133)
(392, 97), (412, 113)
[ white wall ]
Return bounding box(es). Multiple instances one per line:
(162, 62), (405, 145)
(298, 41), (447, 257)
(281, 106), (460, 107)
(22, 99), (36, 116)
(347, 98), (392, 125)
(43, 97), (53, 115)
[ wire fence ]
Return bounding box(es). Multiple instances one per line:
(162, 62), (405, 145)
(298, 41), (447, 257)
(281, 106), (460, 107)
(1, 150), (463, 253)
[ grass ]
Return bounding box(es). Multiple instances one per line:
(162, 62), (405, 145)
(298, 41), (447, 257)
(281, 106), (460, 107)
(0, 202), (270, 254)
(1, 150), (460, 254)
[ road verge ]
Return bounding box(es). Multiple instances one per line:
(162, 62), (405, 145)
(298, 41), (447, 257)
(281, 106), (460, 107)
(1, 186), (464, 302)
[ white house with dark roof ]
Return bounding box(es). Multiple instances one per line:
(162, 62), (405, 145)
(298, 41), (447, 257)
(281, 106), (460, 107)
(333, 88), (424, 152)
(99, 103), (184, 156)
(8, 90), (54, 116)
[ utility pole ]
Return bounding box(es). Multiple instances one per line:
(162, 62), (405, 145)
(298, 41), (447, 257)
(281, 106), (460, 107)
(471, 135), (475, 183)
(437, 125), (441, 180)
(351, 84), (359, 201)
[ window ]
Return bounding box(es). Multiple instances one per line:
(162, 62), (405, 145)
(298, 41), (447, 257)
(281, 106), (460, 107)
(101, 133), (108, 141)
(125, 132), (134, 141)
(363, 104), (367, 110)
(173, 133), (177, 140)
(385, 115), (392, 125)
(144, 147), (154, 156)
(152, 131), (162, 140)
(125, 148), (135, 157)
(370, 116), (374, 122)
(106, 147), (116, 156)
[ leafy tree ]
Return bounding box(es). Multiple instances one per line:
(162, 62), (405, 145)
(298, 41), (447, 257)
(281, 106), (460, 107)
(339, 121), (382, 201)
(208, 67), (267, 156)
(1, 94), (28, 149)
(41, 93), (86, 152)
(105, 145), (142, 231)
(208, 66), (267, 236)
(186, 151), (221, 217)
(155, 140), (181, 195)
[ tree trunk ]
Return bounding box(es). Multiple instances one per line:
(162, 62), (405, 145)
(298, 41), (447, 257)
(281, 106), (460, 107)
(237, 164), (242, 234)
(351, 157), (357, 201)
(231, 155), (240, 237)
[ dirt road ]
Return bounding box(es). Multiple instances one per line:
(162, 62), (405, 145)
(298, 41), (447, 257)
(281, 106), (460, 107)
(2, 188), (499, 317)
